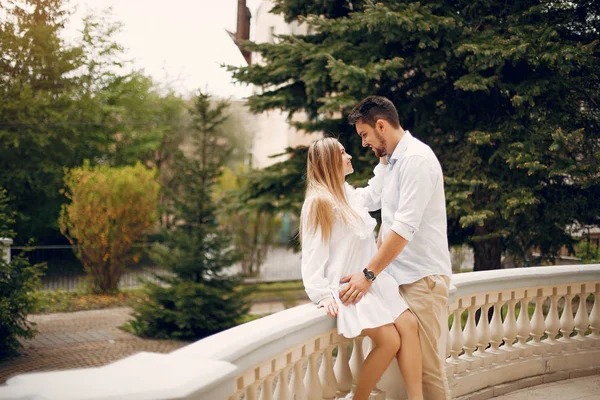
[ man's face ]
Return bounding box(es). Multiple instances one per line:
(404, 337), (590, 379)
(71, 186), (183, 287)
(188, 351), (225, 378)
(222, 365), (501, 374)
(356, 120), (387, 158)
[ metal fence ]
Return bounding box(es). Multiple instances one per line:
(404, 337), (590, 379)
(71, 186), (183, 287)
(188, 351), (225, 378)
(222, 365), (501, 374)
(9, 243), (303, 292)
(10, 243), (173, 291)
(8, 243), (476, 292)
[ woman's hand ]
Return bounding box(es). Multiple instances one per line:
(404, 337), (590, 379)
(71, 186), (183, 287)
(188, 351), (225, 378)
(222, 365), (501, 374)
(318, 296), (339, 317)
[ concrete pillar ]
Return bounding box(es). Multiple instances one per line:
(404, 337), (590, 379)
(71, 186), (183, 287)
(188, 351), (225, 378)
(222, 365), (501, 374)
(1, 237), (12, 264)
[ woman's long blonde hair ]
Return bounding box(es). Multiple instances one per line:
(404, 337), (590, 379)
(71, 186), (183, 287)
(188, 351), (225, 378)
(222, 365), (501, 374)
(301, 137), (359, 243)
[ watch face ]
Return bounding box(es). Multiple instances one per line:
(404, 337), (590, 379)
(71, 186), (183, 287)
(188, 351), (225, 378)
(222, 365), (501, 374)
(363, 268), (375, 280)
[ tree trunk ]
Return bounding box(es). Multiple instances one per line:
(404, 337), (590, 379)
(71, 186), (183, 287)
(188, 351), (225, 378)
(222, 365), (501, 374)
(472, 225), (503, 272)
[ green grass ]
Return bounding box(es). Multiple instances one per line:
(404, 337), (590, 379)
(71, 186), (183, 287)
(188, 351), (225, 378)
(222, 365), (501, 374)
(32, 280), (308, 314)
(32, 288), (145, 313)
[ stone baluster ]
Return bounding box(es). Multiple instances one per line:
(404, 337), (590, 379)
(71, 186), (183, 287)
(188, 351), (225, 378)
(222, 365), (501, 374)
(319, 345), (338, 400)
(289, 360), (306, 400)
(488, 297), (507, 363)
(259, 375), (274, 400)
(589, 284), (600, 346)
(574, 285), (591, 349)
(474, 301), (494, 367)
(515, 296), (533, 357)
(503, 297), (519, 360)
(304, 352), (323, 399)
(274, 365), (291, 400)
(461, 301), (482, 370)
(246, 383), (259, 400)
(334, 342), (352, 396)
(558, 289), (575, 350)
(449, 306), (467, 373)
(446, 321), (452, 359)
(530, 290), (546, 355)
(349, 336), (365, 388)
(544, 288), (561, 354)
(228, 391), (242, 400)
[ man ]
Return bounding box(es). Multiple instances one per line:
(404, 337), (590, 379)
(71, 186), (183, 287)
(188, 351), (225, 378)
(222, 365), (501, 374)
(340, 95), (452, 400)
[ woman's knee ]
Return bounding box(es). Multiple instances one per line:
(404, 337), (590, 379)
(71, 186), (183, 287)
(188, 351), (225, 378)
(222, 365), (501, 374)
(388, 329), (401, 352)
(397, 310), (419, 335)
(366, 325), (401, 353)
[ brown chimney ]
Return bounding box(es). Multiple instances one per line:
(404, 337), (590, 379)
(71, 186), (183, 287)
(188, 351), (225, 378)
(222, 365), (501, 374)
(236, 0), (252, 65)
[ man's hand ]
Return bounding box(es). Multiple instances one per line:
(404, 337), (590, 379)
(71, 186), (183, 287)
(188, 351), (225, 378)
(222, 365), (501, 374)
(318, 297), (339, 317)
(339, 272), (372, 305)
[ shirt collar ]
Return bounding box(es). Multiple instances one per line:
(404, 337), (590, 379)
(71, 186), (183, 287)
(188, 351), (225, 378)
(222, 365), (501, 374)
(388, 130), (413, 166)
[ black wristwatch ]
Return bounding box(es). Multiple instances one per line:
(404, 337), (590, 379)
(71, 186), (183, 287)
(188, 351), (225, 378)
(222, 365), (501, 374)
(363, 268), (376, 282)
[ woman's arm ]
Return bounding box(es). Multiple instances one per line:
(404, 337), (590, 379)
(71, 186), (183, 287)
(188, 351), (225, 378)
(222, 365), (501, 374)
(300, 200), (334, 305)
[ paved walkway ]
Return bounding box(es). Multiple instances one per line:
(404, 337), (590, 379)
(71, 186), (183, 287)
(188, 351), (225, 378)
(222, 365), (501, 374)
(0, 302), (303, 385)
(494, 375), (600, 399)
(0, 308), (189, 384)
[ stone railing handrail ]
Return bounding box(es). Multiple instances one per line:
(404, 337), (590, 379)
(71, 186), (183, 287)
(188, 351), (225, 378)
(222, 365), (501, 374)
(0, 264), (599, 400)
(449, 264), (600, 297)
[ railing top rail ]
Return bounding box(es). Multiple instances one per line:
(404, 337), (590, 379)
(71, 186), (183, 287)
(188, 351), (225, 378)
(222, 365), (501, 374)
(449, 264), (600, 301)
(172, 303), (336, 372)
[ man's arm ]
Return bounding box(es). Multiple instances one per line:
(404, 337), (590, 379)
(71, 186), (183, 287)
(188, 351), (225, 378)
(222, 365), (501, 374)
(340, 155), (438, 305)
(366, 230), (408, 276)
(339, 229), (408, 305)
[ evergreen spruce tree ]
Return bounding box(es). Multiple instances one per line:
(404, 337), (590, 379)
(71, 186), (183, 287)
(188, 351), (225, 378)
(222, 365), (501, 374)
(230, 0), (600, 270)
(128, 92), (249, 340)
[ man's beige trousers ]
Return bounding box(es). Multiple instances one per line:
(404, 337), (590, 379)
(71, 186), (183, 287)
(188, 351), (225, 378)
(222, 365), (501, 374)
(400, 275), (451, 400)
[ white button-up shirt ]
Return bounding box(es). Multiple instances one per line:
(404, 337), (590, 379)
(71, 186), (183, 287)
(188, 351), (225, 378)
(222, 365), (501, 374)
(355, 131), (452, 285)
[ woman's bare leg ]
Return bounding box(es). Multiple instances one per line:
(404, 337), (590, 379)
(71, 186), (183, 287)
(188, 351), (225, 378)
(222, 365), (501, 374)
(353, 324), (401, 400)
(394, 310), (424, 400)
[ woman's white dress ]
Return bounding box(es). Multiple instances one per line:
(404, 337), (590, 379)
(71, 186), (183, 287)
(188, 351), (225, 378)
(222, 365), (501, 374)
(301, 183), (408, 338)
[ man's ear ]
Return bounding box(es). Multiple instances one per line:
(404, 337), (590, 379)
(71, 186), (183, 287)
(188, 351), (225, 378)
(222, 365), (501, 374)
(377, 119), (385, 133)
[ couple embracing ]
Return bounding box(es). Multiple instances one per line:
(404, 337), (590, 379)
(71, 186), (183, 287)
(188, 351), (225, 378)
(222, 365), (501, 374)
(301, 96), (452, 400)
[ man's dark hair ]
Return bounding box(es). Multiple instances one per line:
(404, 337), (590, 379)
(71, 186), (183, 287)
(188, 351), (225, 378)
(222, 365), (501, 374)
(347, 96), (400, 129)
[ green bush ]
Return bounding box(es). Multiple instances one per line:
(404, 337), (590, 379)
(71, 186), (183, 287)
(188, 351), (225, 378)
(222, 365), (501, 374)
(129, 280), (250, 340)
(59, 162), (159, 294)
(0, 188), (46, 357)
(575, 240), (600, 264)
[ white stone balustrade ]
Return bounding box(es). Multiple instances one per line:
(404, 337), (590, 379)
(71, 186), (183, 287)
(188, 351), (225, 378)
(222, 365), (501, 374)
(0, 264), (599, 400)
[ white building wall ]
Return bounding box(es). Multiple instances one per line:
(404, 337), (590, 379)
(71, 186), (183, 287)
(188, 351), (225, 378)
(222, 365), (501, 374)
(249, 0), (321, 169)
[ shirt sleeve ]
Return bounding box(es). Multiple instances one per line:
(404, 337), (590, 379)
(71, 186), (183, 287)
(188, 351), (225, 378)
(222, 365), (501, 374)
(390, 155), (439, 242)
(300, 205), (333, 304)
(354, 162), (387, 211)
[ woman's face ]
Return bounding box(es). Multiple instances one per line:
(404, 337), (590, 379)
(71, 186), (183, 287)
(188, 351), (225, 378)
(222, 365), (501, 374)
(338, 142), (353, 176)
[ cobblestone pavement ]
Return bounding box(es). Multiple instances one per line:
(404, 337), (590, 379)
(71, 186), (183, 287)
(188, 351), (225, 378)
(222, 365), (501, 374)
(0, 308), (190, 384)
(0, 302), (308, 385)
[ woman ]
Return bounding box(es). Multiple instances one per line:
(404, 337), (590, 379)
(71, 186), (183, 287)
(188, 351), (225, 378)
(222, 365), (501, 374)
(301, 137), (424, 400)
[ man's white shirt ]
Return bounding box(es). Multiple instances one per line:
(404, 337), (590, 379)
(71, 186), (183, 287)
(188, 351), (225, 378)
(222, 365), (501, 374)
(355, 131), (452, 286)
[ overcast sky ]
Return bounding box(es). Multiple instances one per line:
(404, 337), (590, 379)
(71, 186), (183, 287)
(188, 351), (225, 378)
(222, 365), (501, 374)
(64, 0), (264, 99)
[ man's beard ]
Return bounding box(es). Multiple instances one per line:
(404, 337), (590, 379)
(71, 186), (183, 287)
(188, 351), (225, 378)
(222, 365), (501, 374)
(372, 131), (387, 157)
(373, 147), (386, 157)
